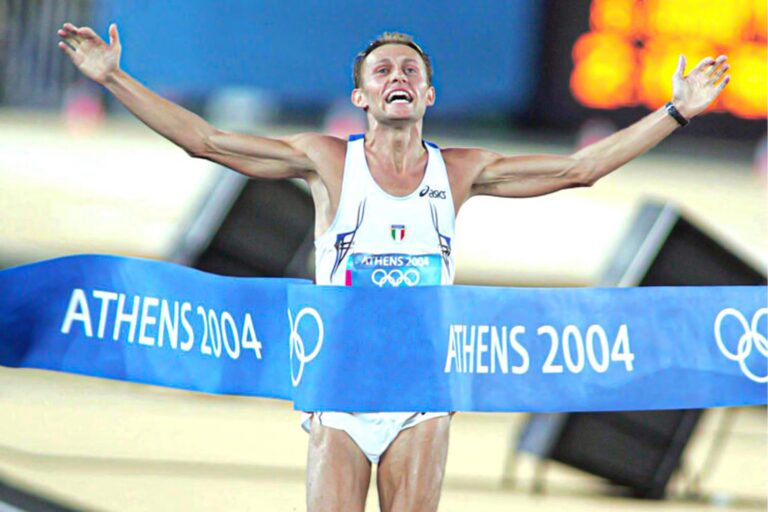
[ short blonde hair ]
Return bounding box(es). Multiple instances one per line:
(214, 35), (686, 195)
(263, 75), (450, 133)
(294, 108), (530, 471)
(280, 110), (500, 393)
(353, 32), (433, 88)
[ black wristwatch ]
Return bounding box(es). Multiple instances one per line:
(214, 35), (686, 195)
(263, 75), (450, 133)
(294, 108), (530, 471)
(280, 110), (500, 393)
(664, 101), (689, 127)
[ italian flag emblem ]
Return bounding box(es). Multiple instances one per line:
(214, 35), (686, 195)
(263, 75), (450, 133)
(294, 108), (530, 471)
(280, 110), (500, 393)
(391, 224), (406, 242)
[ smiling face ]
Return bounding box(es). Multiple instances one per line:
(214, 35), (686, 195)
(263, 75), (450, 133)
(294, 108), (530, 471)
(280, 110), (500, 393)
(352, 43), (435, 125)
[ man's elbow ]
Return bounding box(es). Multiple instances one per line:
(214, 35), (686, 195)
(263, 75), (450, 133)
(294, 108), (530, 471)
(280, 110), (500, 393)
(185, 128), (221, 159)
(567, 158), (599, 187)
(184, 146), (203, 159)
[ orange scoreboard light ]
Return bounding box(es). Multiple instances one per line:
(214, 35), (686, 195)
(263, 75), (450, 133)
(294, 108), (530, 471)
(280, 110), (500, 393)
(570, 0), (767, 119)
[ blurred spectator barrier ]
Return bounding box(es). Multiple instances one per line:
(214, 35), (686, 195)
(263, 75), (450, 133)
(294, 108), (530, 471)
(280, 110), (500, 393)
(0, 0), (92, 108)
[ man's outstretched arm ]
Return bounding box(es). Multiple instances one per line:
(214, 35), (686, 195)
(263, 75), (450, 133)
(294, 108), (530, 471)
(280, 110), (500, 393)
(468, 54), (730, 198)
(57, 23), (324, 179)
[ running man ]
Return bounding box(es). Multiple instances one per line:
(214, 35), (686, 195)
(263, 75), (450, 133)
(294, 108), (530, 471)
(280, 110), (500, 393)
(58, 22), (730, 512)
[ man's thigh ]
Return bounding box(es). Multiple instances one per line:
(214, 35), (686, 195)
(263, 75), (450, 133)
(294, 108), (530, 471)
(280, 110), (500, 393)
(306, 415), (372, 512)
(376, 415), (451, 512)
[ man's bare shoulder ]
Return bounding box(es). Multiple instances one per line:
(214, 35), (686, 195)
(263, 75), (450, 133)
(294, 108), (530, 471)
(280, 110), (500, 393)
(438, 147), (502, 205)
(279, 132), (347, 178)
(441, 146), (500, 176)
(281, 132), (345, 156)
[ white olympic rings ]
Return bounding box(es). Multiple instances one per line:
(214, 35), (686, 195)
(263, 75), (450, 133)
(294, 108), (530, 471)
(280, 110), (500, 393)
(714, 307), (768, 383)
(288, 307), (324, 387)
(371, 268), (421, 287)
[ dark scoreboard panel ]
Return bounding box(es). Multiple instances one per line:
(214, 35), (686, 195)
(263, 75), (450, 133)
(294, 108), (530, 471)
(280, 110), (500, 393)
(529, 0), (766, 140)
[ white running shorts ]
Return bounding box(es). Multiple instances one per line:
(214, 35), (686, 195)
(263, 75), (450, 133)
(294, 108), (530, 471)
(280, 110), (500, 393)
(302, 411), (449, 464)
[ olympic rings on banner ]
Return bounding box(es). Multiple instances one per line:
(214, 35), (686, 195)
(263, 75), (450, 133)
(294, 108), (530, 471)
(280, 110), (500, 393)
(714, 307), (768, 383)
(371, 268), (421, 287)
(288, 307), (324, 387)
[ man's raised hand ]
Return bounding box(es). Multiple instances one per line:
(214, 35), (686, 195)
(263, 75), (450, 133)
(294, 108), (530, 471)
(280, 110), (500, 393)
(58, 23), (121, 84)
(671, 54), (730, 120)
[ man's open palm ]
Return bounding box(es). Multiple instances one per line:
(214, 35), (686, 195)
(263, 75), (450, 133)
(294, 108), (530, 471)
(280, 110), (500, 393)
(672, 54), (730, 119)
(58, 23), (121, 84)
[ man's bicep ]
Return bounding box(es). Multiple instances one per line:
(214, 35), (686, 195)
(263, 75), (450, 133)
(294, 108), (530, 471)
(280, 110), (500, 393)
(201, 151), (309, 180)
(471, 152), (589, 198)
(471, 175), (578, 198)
(198, 131), (320, 179)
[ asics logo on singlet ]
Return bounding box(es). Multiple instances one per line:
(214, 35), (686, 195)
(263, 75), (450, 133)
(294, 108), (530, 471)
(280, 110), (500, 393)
(371, 268), (421, 287)
(288, 307), (324, 387)
(419, 185), (447, 199)
(714, 307), (768, 383)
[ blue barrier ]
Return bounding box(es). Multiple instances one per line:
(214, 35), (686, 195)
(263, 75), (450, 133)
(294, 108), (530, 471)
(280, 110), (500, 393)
(1, 255), (765, 411)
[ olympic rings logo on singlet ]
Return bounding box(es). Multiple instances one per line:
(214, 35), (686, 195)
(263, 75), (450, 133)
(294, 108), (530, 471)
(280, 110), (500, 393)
(345, 253), (441, 288)
(371, 268), (421, 287)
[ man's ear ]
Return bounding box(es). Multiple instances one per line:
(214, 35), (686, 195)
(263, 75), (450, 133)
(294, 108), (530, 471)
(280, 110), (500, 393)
(426, 86), (436, 107)
(351, 88), (368, 110)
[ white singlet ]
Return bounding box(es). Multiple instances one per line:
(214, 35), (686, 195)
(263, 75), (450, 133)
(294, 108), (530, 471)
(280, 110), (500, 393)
(303, 134), (456, 463)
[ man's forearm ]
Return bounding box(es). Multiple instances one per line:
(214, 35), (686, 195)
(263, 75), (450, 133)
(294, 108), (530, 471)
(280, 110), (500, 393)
(572, 107), (680, 183)
(103, 69), (214, 156)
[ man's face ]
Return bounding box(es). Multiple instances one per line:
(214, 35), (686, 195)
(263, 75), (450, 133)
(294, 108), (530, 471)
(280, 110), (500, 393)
(352, 44), (435, 124)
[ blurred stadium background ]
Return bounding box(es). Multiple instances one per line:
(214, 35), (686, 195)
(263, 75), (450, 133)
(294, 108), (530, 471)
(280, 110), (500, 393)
(0, 0), (765, 511)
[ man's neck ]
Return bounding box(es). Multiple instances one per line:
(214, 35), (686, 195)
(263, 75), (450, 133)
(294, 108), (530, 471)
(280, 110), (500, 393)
(364, 120), (425, 175)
